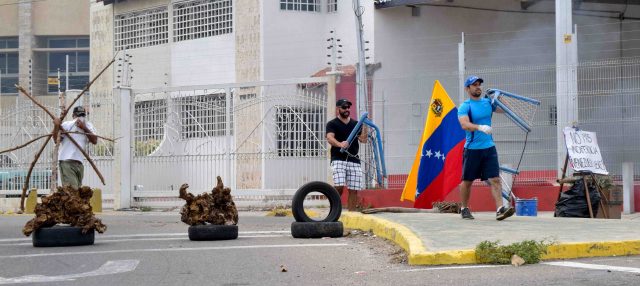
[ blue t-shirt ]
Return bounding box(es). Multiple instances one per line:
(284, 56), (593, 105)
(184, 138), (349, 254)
(458, 98), (495, 149)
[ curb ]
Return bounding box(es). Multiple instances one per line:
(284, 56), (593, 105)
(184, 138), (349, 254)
(340, 212), (640, 265)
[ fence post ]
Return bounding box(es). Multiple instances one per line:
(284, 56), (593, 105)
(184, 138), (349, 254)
(326, 74), (337, 185)
(113, 87), (132, 209)
(458, 32), (465, 105)
(623, 162), (635, 214)
(555, 1), (578, 178)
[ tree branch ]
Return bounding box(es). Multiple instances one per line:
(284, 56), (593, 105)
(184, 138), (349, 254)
(20, 135), (53, 211)
(0, 134), (50, 155)
(61, 56), (116, 120)
(61, 131), (117, 142)
(65, 135), (105, 185)
(14, 85), (56, 120)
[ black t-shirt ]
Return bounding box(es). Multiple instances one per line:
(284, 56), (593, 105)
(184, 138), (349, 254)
(326, 117), (361, 163)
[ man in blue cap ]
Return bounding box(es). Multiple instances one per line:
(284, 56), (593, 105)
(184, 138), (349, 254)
(457, 76), (515, 221)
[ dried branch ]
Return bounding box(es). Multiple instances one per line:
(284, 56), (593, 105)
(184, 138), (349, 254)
(20, 135), (53, 211)
(62, 131), (116, 142)
(61, 56), (116, 120)
(65, 135), (105, 185)
(0, 134), (50, 155)
(14, 85), (56, 120)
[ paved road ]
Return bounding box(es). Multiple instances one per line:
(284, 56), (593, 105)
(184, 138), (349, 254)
(0, 212), (639, 285)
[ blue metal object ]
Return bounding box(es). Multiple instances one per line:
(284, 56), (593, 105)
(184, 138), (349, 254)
(485, 89), (540, 133)
(486, 89), (541, 105)
(340, 112), (387, 185)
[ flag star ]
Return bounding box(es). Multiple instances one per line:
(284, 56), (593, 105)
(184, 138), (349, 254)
(435, 151), (442, 159)
(442, 155), (446, 161)
(425, 150), (432, 158)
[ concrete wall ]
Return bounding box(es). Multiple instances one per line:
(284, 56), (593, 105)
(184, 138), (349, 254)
(0, 3), (18, 36)
(261, 0), (373, 80)
(32, 0), (89, 36)
(171, 35), (236, 86)
(371, 0), (640, 176)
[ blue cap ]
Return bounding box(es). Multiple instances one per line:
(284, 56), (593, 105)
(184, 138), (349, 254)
(464, 75), (483, 87)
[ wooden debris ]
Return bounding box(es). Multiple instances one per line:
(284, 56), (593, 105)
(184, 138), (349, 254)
(433, 201), (462, 213)
(22, 185), (107, 236)
(178, 176), (238, 226)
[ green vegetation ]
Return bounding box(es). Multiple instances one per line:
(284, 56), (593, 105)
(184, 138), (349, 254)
(475, 239), (554, 264)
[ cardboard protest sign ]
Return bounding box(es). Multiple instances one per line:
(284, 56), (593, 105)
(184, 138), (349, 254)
(563, 127), (608, 175)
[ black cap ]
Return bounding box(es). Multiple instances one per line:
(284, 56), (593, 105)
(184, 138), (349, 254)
(336, 99), (352, 107)
(73, 106), (86, 117)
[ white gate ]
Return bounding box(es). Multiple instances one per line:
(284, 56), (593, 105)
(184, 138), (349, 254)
(129, 78), (330, 208)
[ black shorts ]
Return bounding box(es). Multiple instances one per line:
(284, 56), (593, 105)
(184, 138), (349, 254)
(462, 146), (499, 181)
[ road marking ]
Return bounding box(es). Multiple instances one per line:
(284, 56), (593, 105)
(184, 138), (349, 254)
(0, 243), (348, 259)
(0, 260), (139, 284)
(0, 234), (290, 247)
(398, 265), (507, 272)
(543, 261), (640, 274)
(0, 230), (291, 243)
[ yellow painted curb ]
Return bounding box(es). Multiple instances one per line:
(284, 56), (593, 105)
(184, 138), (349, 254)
(25, 189), (37, 214)
(340, 212), (640, 265)
(91, 189), (102, 213)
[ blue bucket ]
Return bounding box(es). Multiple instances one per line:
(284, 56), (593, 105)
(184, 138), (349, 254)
(515, 198), (538, 216)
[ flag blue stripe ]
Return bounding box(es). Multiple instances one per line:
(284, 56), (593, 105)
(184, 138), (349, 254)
(416, 109), (466, 196)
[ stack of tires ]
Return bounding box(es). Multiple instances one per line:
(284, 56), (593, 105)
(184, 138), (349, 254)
(290, 181), (344, 238)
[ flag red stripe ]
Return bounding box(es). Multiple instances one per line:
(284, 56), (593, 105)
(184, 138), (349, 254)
(414, 141), (465, 209)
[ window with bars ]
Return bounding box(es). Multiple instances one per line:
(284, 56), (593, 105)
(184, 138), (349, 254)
(114, 7), (169, 51)
(46, 37), (90, 93)
(280, 0), (321, 12)
(180, 94), (230, 139)
(134, 99), (167, 156)
(173, 0), (233, 42)
(275, 106), (324, 157)
(327, 0), (337, 13)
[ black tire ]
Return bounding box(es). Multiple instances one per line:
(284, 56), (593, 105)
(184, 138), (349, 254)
(188, 224), (238, 241)
(291, 221), (343, 238)
(292, 181), (342, 223)
(32, 225), (95, 247)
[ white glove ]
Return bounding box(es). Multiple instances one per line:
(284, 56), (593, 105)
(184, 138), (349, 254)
(477, 125), (492, 134)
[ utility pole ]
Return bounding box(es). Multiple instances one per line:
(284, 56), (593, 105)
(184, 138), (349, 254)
(353, 0), (368, 117)
(65, 54), (69, 92)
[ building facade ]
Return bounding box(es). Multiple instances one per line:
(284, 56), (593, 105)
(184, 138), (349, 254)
(0, 0), (90, 111)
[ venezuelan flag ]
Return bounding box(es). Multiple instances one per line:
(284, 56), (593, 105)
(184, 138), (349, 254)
(401, 80), (466, 209)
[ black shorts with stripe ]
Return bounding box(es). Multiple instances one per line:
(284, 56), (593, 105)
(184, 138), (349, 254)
(461, 146), (499, 181)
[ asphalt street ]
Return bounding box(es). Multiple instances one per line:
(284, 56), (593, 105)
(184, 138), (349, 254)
(0, 212), (639, 285)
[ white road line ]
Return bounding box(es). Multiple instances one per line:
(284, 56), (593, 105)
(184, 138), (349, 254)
(543, 261), (640, 274)
(0, 230), (291, 243)
(397, 265), (507, 272)
(0, 260), (139, 284)
(0, 243), (348, 259)
(0, 234), (290, 247)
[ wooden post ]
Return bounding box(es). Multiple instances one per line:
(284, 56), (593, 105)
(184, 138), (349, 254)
(582, 175), (594, 218)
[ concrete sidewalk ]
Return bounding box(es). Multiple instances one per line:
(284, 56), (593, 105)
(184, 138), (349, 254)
(339, 211), (640, 265)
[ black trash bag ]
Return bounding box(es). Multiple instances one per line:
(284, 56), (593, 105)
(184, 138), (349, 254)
(555, 179), (600, 218)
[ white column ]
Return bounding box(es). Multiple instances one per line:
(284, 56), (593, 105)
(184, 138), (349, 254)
(458, 32), (465, 105)
(623, 162), (635, 214)
(113, 87), (132, 209)
(555, 1), (579, 178)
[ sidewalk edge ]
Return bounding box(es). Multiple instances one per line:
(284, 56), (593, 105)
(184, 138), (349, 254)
(340, 212), (640, 265)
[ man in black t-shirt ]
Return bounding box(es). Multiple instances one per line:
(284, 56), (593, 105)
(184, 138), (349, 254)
(326, 99), (367, 211)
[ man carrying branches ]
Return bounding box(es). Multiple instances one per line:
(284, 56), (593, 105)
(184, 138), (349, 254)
(59, 106), (98, 189)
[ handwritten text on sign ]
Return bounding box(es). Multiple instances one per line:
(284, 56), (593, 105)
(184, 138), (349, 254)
(563, 127), (608, 175)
